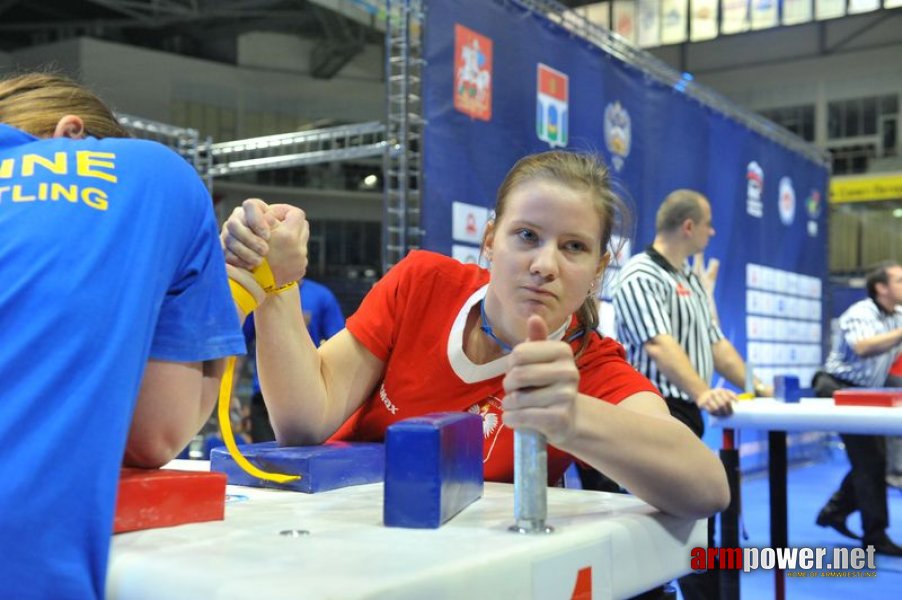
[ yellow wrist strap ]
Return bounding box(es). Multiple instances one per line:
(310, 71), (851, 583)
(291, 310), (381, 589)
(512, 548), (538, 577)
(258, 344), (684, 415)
(273, 281), (298, 294)
(229, 279), (259, 316)
(217, 356), (301, 484)
(252, 260), (298, 295)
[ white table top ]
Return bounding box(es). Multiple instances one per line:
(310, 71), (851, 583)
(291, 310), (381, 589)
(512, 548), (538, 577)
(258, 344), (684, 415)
(106, 461), (704, 600)
(710, 398), (902, 435)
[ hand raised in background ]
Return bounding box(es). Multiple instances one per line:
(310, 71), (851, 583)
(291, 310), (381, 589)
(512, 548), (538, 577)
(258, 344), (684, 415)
(691, 251), (720, 297)
(692, 251), (720, 323)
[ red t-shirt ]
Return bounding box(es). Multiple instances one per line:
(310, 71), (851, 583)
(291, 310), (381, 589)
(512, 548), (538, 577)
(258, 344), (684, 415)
(335, 250), (659, 483)
(891, 352), (902, 378)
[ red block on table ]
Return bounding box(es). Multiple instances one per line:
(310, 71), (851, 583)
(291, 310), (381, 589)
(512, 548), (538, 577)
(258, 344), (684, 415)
(113, 468), (227, 534)
(834, 388), (902, 408)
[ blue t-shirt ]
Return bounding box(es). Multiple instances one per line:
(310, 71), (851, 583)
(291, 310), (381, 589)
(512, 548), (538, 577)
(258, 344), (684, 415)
(0, 124), (246, 600)
(243, 279), (345, 392)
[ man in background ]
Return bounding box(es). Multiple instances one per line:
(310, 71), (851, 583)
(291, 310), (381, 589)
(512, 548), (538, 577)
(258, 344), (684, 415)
(611, 189), (769, 600)
(813, 261), (902, 556)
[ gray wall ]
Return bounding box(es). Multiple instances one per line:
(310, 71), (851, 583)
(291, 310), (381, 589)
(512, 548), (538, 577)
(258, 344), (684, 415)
(649, 16), (902, 149)
(5, 36), (385, 138)
(2, 35), (386, 223)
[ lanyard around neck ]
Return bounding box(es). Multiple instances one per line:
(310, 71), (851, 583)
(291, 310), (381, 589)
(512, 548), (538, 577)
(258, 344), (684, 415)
(479, 299), (582, 353)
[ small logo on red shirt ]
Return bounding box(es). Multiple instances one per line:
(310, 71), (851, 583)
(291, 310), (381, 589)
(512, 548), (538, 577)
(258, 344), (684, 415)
(467, 396), (504, 463)
(379, 383), (399, 415)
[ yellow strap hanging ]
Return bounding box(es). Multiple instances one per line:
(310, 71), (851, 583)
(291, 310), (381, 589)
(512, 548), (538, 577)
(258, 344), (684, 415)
(228, 279), (259, 316)
(217, 356), (300, 484)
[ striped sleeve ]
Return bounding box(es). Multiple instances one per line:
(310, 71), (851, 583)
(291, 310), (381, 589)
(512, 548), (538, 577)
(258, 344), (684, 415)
(840, 304), (881, 346)
(708, 319), (725, 343)
(612, 266), (671, 345)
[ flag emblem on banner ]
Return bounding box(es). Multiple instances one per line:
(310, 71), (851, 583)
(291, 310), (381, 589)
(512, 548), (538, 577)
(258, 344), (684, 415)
(536, 63), (568, 148)
(603, 101), (631, 171)
(806, 189), (821, 219)
(778, 176), (796, 226)
(806, 189), (821, 237)
(454, 24), (493, 121)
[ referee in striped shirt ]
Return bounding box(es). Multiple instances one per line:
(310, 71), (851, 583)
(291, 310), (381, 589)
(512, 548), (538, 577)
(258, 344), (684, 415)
(611, 189), (768, 600)
(613, 189), (767, 437)
(813, 261), (902, 556)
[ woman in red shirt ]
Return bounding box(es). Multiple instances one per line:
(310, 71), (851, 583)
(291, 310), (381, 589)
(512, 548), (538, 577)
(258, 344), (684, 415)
(222, 150), (729, 518)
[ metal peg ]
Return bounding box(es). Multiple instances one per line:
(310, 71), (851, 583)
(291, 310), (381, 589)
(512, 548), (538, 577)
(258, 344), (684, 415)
(509, 429), (553, 534)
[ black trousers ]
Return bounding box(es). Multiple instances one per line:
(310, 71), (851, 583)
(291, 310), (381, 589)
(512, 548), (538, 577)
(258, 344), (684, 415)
(812, 371), (889, 541)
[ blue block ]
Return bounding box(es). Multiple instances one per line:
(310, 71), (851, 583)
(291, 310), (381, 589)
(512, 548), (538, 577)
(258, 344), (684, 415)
(774, 375), (802, 403)
(384, 412), (484, 529)
(210, 441), (384, 493)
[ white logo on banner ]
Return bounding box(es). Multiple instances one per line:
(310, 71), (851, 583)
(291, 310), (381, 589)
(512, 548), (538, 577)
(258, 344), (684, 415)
(452, 201), (489, 244)
(604, 101), (632, 172)
(746, 161), (764, 218)
(452, 244), (483, 266)
(778, 177), (795, 226)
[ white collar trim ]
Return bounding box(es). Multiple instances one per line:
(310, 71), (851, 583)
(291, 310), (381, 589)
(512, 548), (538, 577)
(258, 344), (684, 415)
(446, 284), (572, 384)
(448, 285), (508, 383)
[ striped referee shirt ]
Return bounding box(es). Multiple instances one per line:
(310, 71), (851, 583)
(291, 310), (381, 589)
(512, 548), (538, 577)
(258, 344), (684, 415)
(824, 298), (902, 387)
(613, 246), (724, 403)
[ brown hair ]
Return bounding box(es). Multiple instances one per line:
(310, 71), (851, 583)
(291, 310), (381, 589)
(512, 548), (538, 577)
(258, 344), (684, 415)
(866, 260), (901, 301)
(487, 150), (630, 355)
(655, 188), (706, 233)
(0, 72), (130, 139)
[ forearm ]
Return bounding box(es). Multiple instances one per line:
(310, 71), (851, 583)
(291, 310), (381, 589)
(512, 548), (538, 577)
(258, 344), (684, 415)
(125, 359), (225, 468)
(853, 328), (902, 358)
(561, 394), (729, 518)
(645, 335), (710, 402)
(255, 288), (335, 444)
(712, 339), (748, 390)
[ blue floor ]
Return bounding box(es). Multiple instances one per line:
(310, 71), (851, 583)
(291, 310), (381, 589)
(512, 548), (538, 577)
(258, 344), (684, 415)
(686, 450), (902, 599)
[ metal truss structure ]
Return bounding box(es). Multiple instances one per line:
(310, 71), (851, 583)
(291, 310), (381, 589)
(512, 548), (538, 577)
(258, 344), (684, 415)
(382, 0), (424, 272)
(208, 122), (387, 177)
(120, 114), (386, 189)
(117, 113), (213, 188)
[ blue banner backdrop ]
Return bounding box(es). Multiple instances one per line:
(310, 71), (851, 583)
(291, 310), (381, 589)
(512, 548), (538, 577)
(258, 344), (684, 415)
(422, 0), (830, 466)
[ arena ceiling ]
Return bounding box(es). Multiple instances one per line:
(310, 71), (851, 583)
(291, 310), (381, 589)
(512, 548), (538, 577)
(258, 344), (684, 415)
(1, 0), (378, 77)
(0, 1), (597, 77)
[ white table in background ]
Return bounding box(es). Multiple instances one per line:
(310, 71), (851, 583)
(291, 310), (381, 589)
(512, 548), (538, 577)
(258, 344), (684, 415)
(711, 397), (902, 436)
(710, 397), (902, 600)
